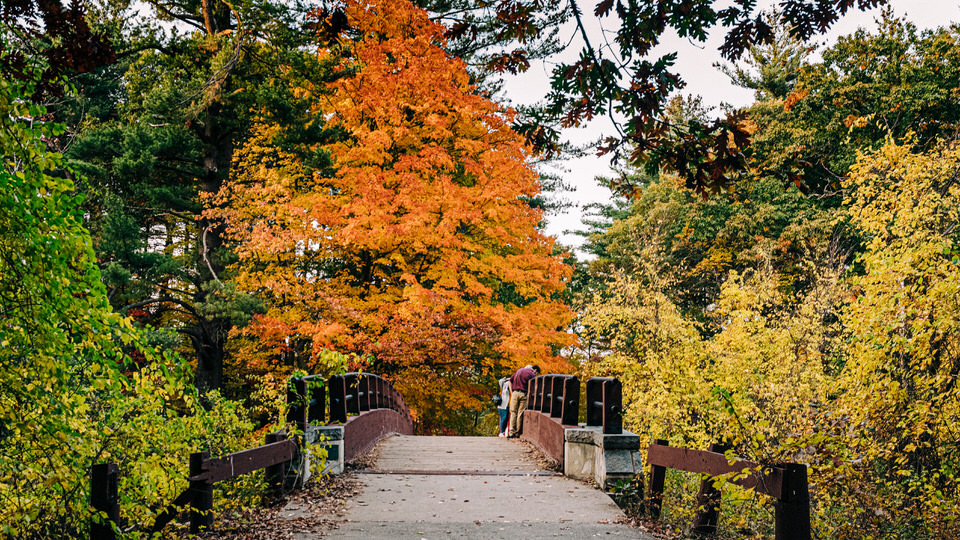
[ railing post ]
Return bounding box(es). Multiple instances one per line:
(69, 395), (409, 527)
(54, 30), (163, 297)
(90, 463), (119, 540)
(692, 442), (728, 535)
(542, 375), (554, 415)
(775, 463), (811, 540)
(646, 439), (668, 519)
(358, 374), (370, 412)
(345, 373), (360, 415)
(373, 377), (381, 409)
(602, 378), (622, 434)
(540, 375), (550, 412)
(307, 375), (325, 424)
(561, 376), (579, 425)
(527, 376), (537, 409)
(550, 376), (564, 419)
(586, 378), (604, 427)
(287, 376), (307, 432)
(329, 375), (347, 423)
(527, 375), (543, 411)
(264, 431), (287, 496)
(189, 451), (213, 534)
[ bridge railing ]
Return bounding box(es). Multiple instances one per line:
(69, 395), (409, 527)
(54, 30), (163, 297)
(90, 371), (412, 539)
(521, 373), (810, 539)
(526, 374), (622, 434)
(522, 374), (623, 462)
(314, 372), (414, 461)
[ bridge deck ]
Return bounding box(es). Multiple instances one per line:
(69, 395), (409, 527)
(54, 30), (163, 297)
(295, 434), (650, 538)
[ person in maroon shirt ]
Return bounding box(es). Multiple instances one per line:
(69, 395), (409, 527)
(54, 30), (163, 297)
(507, 364), (540, 438)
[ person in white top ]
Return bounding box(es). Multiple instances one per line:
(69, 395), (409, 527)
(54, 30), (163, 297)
(497, 376), (511, 437)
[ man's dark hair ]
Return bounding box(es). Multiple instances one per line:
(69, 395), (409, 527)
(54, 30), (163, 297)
(532, 365), (541, 373)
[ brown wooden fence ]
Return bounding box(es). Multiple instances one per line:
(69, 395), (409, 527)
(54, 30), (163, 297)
(89, 371), (412, 539)
(646, 439), (810, 539)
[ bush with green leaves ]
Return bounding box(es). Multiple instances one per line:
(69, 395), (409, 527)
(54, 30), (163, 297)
(0, 69), (277, 538)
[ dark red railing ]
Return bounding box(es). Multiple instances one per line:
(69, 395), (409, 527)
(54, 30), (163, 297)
(522, 374), (623, 462)
(90, 371), (412, 539)
(325, 372), (413, 460)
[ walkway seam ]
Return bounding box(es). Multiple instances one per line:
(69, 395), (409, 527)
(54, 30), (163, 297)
(355, 469), (560, 476)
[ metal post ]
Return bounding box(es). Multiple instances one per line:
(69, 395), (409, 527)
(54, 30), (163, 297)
(307, 376), (325, 424)
(586, 377), (605, 427)
(527, 376), (537, 409)
(286, 376), (307, 432)
(90, 462), (119, 540)
(542, 375), (554, 415)
(540, 375), (550, 413)
(602, 378), (622, 434)
(329, 375), (347, 423)
(358, 374), (370, 412)
(530, 377), (541, 410)
(550, 376), (564, 418)
(189, 451), (213, 534)
(561, 376), (579, 425)
(345, 373), (360, 415)
(775, 463), (811, 540)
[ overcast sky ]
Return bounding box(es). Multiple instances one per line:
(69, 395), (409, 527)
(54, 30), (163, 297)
(498, 1), (960, 252)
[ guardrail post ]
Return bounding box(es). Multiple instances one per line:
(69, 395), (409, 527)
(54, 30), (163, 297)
(561, 376), (579, 425)
(586, 378), (604, 427)
(329, 375), (347, 423)
(370, 375), (383, 409)
(189, 451), (213, 533)
(646, 439), (668, 519)
(264, 431), (288, 496)
(527, 376), (536, 409)
(90, 462), (119, 540)
(541, 375), (551, 412)
(602, 379), (622, 434)
(775, 463), (811, 540)
(307, 375), (325, 424)
(692, 442), (728, 535)
(345, 373), (360, 415)
(358, 374), (370, 412)
(542, 375), (554, 415)
(287, 376), (308, 432)
(550, 376), (564, 418)
(527, 375), (542, 411)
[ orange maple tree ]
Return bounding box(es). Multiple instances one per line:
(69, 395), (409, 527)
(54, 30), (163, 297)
(210, 0), (574, 432)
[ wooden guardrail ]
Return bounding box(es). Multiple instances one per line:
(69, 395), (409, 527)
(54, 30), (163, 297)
(646, 439), (810, 539)
(90, 371), (412, 538)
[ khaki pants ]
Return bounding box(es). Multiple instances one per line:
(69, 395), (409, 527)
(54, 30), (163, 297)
(508, 390), (528, 437)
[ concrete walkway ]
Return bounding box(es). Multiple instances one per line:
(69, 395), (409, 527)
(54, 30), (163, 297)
(307, 435), (650, 538)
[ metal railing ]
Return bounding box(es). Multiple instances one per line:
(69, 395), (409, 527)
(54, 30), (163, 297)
(525, 374), (622, 433)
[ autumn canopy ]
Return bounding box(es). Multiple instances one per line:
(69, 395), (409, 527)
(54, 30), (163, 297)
(209, 0), (574, 429)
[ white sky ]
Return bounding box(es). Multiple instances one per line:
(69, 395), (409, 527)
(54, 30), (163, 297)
(498, 0), (960, 252)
